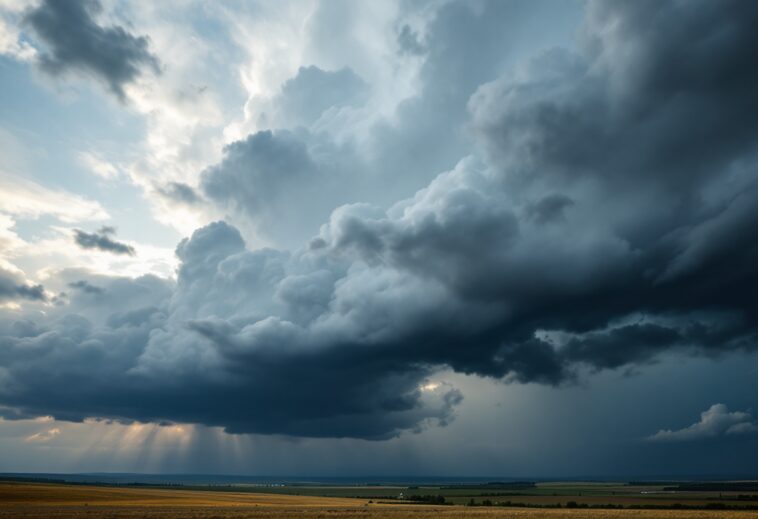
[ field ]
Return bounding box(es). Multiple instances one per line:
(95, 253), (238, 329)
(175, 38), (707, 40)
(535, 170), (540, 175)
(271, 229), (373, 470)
(2, 481), (758, 519)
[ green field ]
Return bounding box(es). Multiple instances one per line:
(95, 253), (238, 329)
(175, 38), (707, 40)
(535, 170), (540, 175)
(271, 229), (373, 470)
(149, 480), (757, 508)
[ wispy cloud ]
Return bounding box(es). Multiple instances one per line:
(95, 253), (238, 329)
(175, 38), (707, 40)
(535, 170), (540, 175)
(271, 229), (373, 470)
(25, 427), (61, 443)
(0, 173), (108, 223)
(78, 151), (120, 180)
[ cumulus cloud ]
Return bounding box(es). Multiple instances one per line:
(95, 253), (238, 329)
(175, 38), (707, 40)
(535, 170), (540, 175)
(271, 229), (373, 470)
(24, 0), (160, 100)
(207, 0), (758, 384)
(73, 227), (135, 256)
(0, 223), (460, 438)
(648, 404), (758, 442)
(201, 130), (358, 248)
(1, 1), (758, 441)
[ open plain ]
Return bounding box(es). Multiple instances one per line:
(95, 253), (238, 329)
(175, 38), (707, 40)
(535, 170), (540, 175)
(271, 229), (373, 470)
(2, 482), (758, 519)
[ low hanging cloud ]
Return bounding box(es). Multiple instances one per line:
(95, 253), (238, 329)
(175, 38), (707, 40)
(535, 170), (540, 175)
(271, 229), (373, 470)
(648, 404), (758, 442)
(73, 227), (135, 256)
(24, 0), (160, 100)
(0, 1), (758, 440)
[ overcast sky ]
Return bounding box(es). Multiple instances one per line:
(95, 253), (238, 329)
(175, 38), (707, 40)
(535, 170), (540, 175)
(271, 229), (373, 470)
(0, 0), (757, 477)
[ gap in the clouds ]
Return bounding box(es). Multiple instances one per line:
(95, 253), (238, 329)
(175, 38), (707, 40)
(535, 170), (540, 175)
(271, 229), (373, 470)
(0, 58), (183, 251)
(0, 57), (145, 192)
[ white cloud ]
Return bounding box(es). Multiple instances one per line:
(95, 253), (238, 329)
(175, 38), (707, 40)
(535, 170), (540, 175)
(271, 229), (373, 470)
(647, 404), (758, 442)
(78, 151), (120, 180)
(0, 0), (37, 62)
(25, 427), (60, 443)
(0, 173), (109, 223)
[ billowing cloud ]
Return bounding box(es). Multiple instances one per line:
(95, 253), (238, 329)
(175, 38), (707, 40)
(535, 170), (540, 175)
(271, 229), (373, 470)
(0, 222), (460, 438)
(205, 0), (758, 391)
(73, 227), (135, 256)
(201, 129), (360, 248)
(24, 0), (160, 100)
(648, 404), (758, 442)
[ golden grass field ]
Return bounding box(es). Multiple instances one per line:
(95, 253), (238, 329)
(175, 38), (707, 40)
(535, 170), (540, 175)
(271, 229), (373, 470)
(1, 482), (758, 519)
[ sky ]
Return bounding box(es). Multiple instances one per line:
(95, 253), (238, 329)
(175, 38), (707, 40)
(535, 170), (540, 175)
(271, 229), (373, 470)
(0, 0), (757, 477)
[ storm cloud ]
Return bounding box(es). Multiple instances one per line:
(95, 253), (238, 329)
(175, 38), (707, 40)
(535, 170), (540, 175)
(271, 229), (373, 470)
(73, 227), (135, 256)
(24, 0), (159, 100)
(1, 0), (758, 441)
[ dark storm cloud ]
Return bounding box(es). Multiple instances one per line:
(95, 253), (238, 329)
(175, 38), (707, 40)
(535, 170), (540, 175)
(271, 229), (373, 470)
(1, 0), (758, 440)
(562, 323), (682, 370)
(525, 194), (574, 224)
(24, 0), (160, 100)
(311, 0), (758, 379)
(0, 223), (461, 438)
(0, 268), (46, 302)
(73, 228), (135, 256)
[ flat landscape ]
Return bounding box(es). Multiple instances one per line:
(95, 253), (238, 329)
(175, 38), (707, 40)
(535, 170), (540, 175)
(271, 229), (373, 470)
(2, 481), (758, 519)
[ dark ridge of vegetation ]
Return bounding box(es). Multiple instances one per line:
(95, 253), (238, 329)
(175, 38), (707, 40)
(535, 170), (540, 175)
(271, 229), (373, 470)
(0, 476), (67, 484)
(440, 481), (536, 490)
(626, 481), (680, 486)
(662, 482), (758, 492)
(461, 499), (758, 511)
(0, 476), (190, 489)
(406, 495), (449, 505)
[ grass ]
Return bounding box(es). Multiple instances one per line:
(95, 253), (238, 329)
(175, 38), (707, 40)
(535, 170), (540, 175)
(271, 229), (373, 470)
(2, 482), (758, 518)
(0, 481), (369, 507)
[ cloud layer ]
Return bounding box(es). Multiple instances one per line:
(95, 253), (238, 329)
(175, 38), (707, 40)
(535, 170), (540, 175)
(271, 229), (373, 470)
(1, 0), (757, 442)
